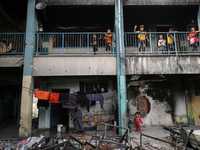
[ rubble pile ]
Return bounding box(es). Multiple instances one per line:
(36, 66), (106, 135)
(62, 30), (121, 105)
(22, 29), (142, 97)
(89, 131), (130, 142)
(0, 140), (19, 150)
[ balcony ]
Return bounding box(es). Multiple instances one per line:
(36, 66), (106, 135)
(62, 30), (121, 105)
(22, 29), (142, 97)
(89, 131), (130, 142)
(0, 32), (199, 55)
(1, 32), (200, 75)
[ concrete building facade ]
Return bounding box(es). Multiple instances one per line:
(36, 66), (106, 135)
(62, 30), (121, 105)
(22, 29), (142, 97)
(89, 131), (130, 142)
(0, 0), (200, 139)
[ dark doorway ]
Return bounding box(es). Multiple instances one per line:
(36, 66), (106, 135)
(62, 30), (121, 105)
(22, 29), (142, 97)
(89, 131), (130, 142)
(50, 89), (70, 130)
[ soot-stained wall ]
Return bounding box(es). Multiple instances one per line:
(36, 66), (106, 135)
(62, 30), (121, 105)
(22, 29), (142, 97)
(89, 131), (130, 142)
(127, 79), (188, 125)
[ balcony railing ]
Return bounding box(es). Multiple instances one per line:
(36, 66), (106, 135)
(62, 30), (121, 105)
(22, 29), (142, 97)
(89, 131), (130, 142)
(0, 32), (199, 55)
(35, 32), (115, 55)
(125, 32), (199, 54)
(0, 33), (25, 54)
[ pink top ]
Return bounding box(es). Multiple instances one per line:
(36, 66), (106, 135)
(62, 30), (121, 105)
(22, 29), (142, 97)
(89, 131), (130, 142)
(134, 117), (143, 125)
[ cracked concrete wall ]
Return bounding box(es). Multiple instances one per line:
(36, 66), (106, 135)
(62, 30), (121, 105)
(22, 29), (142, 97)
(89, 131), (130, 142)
(1, 55), (200, 75)
(32, 56), (117, 76)
(126, 56), (200, 75)
(127, 79), (188, 126)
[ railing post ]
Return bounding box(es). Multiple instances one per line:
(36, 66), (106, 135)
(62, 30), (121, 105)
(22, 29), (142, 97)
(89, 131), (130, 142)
(149, 33), (152, 53)
(125, 33), (128, 54)
(36, 33), (39, 55)
(174, 32), (178, 55)
(80, 34), (81, 49)
(62, 33), (64, 55)
(87, 33), (89, 55)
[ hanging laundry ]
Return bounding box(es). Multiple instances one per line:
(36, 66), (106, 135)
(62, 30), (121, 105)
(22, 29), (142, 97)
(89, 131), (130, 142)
(91, 101), (96, 106)
(86, 94), (104, 108)
(35, 90), (50, 100)
(37, 99), (49, 109)
(49, 92), (60, 103)
(59, 93), (69, 102)
(76, 94), (90, 111)
(101, 92), (117, 109)
(62, 94), (79, 108)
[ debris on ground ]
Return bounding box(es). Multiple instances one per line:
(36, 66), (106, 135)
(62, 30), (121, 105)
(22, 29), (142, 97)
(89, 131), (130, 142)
(1, 124), (199, 150)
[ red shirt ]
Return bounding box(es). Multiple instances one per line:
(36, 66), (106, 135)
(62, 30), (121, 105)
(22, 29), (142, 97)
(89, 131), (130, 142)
(188, 33), (199, 43)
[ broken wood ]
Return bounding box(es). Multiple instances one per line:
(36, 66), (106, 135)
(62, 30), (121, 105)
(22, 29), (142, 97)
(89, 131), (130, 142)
(141, 133), (177, 150)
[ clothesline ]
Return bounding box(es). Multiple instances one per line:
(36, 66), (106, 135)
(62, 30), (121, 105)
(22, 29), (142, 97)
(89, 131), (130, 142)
(35, 90), (117, 112)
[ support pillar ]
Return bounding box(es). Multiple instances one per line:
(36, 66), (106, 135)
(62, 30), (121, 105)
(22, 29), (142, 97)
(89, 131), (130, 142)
(115, 0), (127, 135)
(19, 0), (37, 139)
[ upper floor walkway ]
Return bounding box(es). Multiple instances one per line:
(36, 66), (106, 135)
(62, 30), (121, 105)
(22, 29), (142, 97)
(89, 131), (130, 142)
(1, 32), (200, 55)
(1, 32), (200, 76)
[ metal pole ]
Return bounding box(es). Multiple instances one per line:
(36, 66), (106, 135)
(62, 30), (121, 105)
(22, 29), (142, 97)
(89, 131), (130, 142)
(115, 0), (127, 135)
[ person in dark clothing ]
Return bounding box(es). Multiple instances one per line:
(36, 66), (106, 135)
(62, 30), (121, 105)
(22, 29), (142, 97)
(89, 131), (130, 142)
(70, 107), (84, 133)
(91, 33), (102, 55)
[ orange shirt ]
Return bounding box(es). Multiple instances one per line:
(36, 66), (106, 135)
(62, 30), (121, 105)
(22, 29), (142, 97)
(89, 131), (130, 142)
(105, 34), (112, 43)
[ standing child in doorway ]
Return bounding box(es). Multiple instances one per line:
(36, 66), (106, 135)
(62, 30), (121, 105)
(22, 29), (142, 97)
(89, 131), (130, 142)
(104, 29), (112, 53)
(187, 27), (200, 51)
(134, 25), (149, 53)
(133, 112), (143, 132)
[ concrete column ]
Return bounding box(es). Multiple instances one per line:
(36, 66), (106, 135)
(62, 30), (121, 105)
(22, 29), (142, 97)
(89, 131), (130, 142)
(115, 0), (127, 135)
(19, 0), (37, 139)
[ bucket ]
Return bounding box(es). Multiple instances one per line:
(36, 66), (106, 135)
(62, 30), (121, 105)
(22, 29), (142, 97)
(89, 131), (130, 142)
(61, 126), (66, 133)
(57, 124), (63, 132)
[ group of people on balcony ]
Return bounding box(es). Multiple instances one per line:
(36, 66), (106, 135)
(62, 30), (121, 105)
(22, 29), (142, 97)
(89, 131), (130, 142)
(134, 25), (200, 53)
(91, 25), (200, 54)
(91, 29), (112, 54)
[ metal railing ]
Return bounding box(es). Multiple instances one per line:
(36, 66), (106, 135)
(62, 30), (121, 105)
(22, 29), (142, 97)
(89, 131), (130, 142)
(0, 32), (200, 55)
(125, 32), (200, 54)
(35, 32), (115, 55)
(0, 33), (25, 54)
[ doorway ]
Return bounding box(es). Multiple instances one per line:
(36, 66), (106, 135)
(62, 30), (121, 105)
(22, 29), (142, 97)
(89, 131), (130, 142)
(50, 89), (70, 130)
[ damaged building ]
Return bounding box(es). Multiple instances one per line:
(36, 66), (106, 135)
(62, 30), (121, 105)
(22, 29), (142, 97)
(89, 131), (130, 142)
(0, 0), (200, 140)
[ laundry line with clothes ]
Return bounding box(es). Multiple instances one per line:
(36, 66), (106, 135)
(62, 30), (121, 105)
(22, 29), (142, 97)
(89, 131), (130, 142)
(35, 90), (117, 112)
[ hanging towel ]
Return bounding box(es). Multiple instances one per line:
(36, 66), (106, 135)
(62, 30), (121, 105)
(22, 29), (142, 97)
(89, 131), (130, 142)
(62, 94), (79, 108)
(86, 94), (104, 108)
(101, 92), (116, 109)
(49, 92), (60, 103)
(35, 90), (50, 100)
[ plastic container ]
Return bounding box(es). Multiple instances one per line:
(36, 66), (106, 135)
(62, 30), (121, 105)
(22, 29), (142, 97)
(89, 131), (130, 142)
(57, 124), (63, 132)
(61, 126), (66, 133)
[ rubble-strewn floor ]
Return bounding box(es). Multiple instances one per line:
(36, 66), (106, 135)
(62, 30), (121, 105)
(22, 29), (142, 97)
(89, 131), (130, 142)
(1, 123), (200, 149)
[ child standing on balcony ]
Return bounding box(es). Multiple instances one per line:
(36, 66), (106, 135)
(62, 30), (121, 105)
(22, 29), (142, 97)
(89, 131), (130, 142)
(167, 28), (178, 53)
(133, 112), (143, 132)
(188, 27), (200, 51)
(91, 33), (102, 55)
(158, 35), (166, 53)
(104, 29), (112, 53)
(134, 25), (149, 53)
